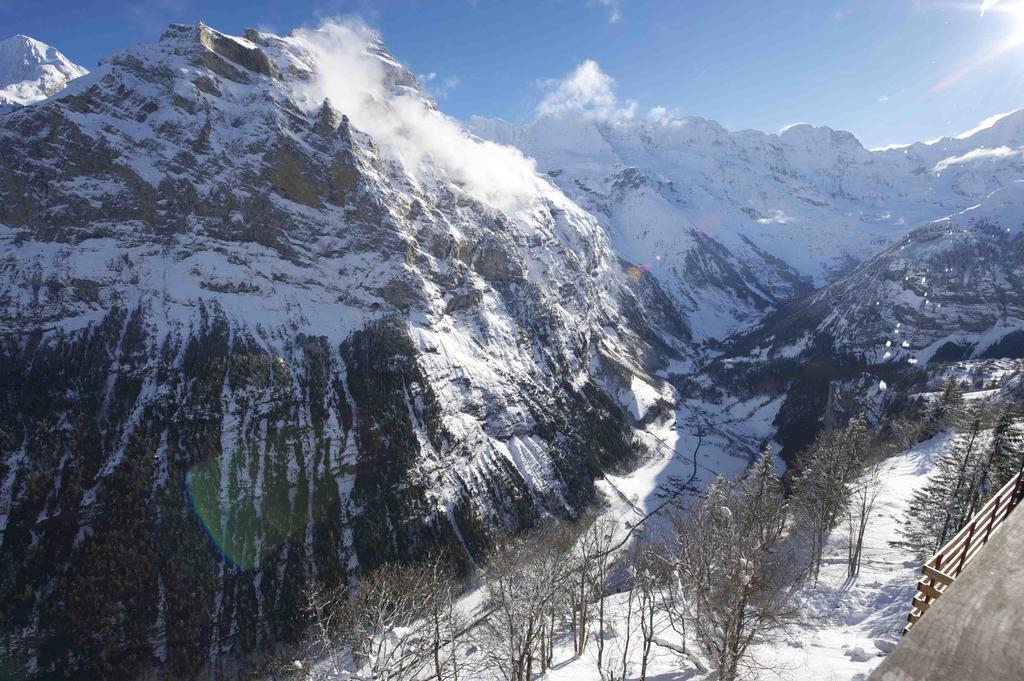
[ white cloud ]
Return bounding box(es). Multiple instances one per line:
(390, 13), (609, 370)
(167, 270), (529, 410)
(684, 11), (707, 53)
(537, 59), (636, 119)
(418, 71), (461, 99)
(878, 95), (889, 103)
(290, 19), (547, 212)
(589, 0), (622, 23)
(933, 146), (1021, 173)
(647, 106), (670, 122)
(440, 75), (460, 95)
(124, 0), (192, 35)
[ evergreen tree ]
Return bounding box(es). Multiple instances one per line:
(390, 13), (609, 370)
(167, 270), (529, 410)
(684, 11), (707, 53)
(928, 377), (965, 434)
(989, 403), (1024, 490)
(895, 406), (985, 561)
(743, 443), (785, 548)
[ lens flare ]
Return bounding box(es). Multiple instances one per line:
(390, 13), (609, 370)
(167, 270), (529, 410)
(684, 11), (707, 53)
(989, 1), (1024, 47)
(186, 450), (328, 569)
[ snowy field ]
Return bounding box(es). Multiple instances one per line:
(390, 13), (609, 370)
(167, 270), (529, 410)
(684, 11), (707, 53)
(747, 435), (947, 681)
(602, 388), (784, 520)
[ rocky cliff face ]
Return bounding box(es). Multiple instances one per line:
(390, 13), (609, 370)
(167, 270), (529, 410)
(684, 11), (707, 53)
(1, 18), (1021, 681)
(0, 22), (687, 679)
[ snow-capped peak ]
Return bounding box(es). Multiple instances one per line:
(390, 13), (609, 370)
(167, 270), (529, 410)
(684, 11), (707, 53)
(0, 34), (87, 112)
(954, 108), (1024, 141)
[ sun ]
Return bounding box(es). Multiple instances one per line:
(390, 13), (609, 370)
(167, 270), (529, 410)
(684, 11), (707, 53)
(1000, 2), (1024, 46)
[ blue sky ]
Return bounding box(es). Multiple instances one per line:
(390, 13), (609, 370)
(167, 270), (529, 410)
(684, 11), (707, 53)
(2, 0), (1022, 148)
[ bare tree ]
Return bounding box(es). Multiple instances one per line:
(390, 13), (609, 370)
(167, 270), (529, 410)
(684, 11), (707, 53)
(587, 562), (642, 681)
(566, 514), (618, 659)
(421, 555), (464, 681)
(881, 415), (928, 459)
(649, 542), (707, 674)
(257, 639), (330, 681)
(299, 556), (463, 681)
(631, 541), (661, 681)
(670, 448), (800, 681)
(475, 528), (572, 681)
(597, 573), (638, 681)
(845, 463), (882, 578)
(301, 579), (352, 678)
(790, 417), (872, 582)
(344, 562), (437, 681)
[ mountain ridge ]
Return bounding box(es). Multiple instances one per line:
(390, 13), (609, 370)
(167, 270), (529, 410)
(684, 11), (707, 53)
(701, 182), (1024, 458)
(468, 107), (1024, 344)
(0, 19), (1021, 681)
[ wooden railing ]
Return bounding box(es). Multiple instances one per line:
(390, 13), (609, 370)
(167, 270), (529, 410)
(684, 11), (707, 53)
(904, 469), (1024, 634)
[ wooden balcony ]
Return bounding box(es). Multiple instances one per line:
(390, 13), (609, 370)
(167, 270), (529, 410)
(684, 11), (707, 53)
(870, 471), (1024, 681)
(903, 469), (1024, 634)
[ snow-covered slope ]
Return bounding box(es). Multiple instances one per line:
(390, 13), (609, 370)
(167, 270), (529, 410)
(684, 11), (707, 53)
(469, 111), (1024, 342)
(728, 182), (1024, 367)
(702, 183), (1024, 458)
(0, 34), (87, 113)
(748, 434), (946, 681)
(0, 18), (1019, 680)
(517, 433), (946, 681)
(0, 21), (689, 678)
(421, 359), (1024, 681)
(484, 359), (1024, 681)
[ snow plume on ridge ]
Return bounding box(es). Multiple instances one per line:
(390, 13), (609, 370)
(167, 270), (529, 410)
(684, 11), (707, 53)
(288, 19), (547, 212)
(933, 145), (1021, 173)
(954, 109), (1022, 139)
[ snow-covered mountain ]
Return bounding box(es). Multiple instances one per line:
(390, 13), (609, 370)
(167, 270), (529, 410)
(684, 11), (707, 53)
(730, 183), (1024, 364)
(707, 183), (1024, 457)
(0, 22), (687, 678)
(469, 110), (1024, 342)
(0, 18), (1021, 681)
(0, 34), (87, 113)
